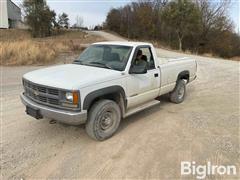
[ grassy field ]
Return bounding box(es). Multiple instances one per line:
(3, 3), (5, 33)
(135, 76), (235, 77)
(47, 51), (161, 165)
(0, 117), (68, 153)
(0, 29), (104, 66)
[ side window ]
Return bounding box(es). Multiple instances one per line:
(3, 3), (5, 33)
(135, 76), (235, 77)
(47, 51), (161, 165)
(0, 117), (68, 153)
(139, 47), (155, 70)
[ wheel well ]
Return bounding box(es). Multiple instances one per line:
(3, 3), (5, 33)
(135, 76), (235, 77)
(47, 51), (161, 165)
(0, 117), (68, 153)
(83, 86), (127, 117)
(88, 92), (125, 117)
(177, 71), (189, 82)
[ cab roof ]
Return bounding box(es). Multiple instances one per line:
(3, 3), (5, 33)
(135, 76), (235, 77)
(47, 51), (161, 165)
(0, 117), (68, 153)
(93, 41), (152, 47)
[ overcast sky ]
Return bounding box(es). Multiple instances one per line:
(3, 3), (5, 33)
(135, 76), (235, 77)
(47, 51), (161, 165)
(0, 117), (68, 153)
(13, 0), (239, 32)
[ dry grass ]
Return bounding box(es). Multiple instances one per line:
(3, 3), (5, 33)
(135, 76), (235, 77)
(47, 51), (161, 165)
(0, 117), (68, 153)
(0, 40), (56, 65)
(0, 29), (31, 42)
(231, 56), (240, 61)
(0, 29), (104, 66)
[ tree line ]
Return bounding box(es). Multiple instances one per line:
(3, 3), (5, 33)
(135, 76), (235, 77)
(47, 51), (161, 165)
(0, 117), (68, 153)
(105, 0), (240, 58)
(22, 0), (81, 37)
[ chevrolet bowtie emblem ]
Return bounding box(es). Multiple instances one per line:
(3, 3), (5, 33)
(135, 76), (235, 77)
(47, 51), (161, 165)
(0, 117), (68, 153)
(33, 90), (39, 96)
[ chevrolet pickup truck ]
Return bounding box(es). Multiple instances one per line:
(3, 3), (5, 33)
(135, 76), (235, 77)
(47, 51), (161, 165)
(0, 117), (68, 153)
(21, 41), (197, 140)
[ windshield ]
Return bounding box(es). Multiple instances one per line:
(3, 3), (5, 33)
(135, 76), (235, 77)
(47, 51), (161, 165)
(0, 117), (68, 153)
(73, 45), (133, 71)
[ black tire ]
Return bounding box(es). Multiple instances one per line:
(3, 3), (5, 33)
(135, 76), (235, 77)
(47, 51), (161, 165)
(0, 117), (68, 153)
(85, 99), (121, 141)
(169, 79), (186, 104)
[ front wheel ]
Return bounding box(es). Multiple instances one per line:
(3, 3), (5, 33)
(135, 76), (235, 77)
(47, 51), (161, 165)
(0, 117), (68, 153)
(85, 100), (121, 141)
(169, 79), (186, 104)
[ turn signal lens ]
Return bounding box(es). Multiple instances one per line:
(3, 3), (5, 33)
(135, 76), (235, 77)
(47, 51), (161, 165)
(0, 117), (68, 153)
(73, 91), (79, 105)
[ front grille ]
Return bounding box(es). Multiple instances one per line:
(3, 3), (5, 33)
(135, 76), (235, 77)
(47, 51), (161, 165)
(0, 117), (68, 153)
(23, 79), (61, 108)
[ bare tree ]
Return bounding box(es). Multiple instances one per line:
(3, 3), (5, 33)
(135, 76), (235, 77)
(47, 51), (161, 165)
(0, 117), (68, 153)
(197, 0), (232, 35)
(195, 0), (233, 52)
(75, 15), (84, 28)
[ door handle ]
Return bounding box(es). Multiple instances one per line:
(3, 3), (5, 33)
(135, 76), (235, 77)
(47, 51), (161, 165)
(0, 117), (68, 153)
(154, 73), (159, 77)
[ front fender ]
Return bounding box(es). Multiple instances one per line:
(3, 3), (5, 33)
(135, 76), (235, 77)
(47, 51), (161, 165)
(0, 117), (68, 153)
(82, 85), (126, 110)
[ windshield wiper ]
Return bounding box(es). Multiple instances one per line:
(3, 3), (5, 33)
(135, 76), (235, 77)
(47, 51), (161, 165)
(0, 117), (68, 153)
(88, 61), (113, 70)
(73, 60), (113, 70)
(73, 60), (85, 65)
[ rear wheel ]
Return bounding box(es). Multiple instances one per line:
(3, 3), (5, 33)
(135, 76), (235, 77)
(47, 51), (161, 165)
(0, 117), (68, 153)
(85, 100), (121, 141)
(169, 79), (186, 104)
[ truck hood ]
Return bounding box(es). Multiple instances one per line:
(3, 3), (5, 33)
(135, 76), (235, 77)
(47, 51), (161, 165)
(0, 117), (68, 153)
(23, 64), (123, 90)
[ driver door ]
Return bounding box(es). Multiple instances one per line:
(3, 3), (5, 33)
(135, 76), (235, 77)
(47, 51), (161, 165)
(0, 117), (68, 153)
(126, 46), (160, 108)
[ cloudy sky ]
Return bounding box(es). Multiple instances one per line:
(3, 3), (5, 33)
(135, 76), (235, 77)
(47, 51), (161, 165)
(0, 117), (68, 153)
(13, 0), (239, 32)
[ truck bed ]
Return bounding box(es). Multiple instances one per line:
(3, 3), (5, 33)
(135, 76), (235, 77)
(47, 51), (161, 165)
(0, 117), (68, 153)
(158, 56), (197, 95)
(158, 57), (192, 64)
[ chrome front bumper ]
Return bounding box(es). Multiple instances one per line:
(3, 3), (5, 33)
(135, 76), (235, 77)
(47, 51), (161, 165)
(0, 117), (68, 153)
(20, 93), (87, 125)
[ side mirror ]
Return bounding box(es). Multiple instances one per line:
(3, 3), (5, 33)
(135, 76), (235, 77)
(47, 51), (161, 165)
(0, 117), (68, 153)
(129, 63), (147, 74)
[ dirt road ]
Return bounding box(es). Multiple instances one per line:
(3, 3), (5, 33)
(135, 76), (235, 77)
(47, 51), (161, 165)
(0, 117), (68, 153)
(1, 31), (239, 179)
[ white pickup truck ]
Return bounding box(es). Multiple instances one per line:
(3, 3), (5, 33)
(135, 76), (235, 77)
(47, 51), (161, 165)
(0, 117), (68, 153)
(21, 41), (197, 140)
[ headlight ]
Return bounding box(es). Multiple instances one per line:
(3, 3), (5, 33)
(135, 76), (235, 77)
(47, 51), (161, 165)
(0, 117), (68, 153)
(63, 91), (79, 107)
(65, 92), (73, 102)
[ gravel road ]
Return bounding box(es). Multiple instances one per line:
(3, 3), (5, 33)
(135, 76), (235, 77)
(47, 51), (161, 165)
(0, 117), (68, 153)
(1, 31), (239, 179)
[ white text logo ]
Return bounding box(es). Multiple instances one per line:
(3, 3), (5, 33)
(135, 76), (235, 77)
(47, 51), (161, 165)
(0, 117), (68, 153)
(181, 161), (237, 179)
